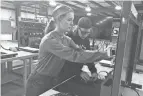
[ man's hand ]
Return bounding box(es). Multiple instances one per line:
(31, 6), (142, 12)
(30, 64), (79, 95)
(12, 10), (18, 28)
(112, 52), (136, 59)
(80, 71), (90, 82)
(98, 73), (106, 80)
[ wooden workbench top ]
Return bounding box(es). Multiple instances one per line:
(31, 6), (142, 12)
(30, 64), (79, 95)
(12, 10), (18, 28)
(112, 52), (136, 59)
(1, 50), (38, 63)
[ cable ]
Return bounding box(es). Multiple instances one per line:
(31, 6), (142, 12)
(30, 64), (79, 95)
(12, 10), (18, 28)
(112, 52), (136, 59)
(131, 88), (140, 96)
(0, 44), (10, 50)
(121, 85), (140, 96)
(51, 75), (76, 89)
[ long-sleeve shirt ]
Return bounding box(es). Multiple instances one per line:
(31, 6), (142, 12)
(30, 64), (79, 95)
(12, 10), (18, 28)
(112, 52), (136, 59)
(35, 31), (107, 77)
(67, 30), (97, 73)
(59, 30), (97, 80)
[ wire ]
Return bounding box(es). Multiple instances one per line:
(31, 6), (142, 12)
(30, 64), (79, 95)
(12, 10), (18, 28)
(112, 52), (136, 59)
(51, 75), (76, 89)
(121, 85), (140, 96)
(0, 44), (10, 50)
(131, 88), (140, 96)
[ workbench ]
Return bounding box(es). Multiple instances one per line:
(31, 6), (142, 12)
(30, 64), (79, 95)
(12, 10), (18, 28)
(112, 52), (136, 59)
(1, 50), (38, 95)
(39, 61), (114, 96)
(40, 61), (143, 96)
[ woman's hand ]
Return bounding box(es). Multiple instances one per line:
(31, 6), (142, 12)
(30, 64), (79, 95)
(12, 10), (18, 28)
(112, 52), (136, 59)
(75, 47), (83, 52)
(80, 71), (90, 82)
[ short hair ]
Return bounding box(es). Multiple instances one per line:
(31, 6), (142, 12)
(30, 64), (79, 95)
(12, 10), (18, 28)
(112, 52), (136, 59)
(78, 17), (92, 29)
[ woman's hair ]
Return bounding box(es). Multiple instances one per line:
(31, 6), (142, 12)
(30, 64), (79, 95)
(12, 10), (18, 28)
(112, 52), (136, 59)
(45, 5), (74, 34)
(44, 19), (55, 34)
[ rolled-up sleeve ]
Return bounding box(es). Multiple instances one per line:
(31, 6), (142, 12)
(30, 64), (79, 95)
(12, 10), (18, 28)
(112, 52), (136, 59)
(44, 38), (107, 63)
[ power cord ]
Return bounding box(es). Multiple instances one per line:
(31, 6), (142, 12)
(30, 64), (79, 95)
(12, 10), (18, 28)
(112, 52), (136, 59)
(0, 44), (10, 50)
(132, 88), (140, 96)
(121, 84), (140, 96)
(0, 44), (18, 52)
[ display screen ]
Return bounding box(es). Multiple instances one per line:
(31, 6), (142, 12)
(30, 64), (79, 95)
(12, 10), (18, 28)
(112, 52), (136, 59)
(95, 17), (113, 41)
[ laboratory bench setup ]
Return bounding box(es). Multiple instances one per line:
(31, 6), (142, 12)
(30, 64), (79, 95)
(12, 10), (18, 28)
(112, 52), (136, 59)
(1, 1), (143, 96)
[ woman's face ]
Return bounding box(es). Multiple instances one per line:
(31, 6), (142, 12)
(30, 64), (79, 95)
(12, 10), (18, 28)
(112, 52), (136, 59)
(59, 12), (74, 32)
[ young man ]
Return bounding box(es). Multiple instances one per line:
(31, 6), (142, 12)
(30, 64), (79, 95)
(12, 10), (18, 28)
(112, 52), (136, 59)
(59, 17), (98, 82)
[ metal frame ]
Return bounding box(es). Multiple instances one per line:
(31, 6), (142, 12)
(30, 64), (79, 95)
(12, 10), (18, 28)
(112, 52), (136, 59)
(136, 24), (143, 64)
(2, 1), (121, 17)
(125, 17), (140, 85)
(111, 1), (132, 96)
(111, 1), (143, 96)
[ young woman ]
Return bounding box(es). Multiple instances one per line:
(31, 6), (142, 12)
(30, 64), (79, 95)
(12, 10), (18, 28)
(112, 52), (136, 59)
(26, 5), (109, 96)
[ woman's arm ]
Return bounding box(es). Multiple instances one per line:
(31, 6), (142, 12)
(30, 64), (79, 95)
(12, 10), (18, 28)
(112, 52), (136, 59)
(43, 38), (108, 63)
(69, 38), (83, 51)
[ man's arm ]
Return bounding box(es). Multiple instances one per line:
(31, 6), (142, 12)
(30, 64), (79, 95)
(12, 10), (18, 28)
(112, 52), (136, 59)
(86, 63), (97, 73)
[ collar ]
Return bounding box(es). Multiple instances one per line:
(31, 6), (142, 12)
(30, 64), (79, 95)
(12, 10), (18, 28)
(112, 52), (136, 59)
(77, 29), (87, 40)
(52, 31), (65, 39)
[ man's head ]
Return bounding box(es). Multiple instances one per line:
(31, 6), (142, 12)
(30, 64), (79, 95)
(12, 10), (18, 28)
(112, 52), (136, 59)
(77, 17), (92, 39)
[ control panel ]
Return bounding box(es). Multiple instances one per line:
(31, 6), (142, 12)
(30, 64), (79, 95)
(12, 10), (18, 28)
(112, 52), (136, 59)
(93, 40), (117, 56)
(19, 21), (46, 48)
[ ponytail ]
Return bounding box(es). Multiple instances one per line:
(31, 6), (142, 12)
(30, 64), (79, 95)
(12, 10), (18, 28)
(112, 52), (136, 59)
(44, 19), (55, 35)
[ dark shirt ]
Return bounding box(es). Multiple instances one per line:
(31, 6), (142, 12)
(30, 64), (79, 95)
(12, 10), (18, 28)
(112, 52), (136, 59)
(59, 29), (97, 80)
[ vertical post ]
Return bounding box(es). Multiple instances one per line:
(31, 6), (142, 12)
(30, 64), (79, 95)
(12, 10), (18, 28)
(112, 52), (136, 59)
(14, 2), (21, 47)
(23, 59), (28, 96)
(15, 5), (20, 29)
(134, 14), (143, 68)
(7, 61), (13, 72)
(111, 1), (132, 96)
(28, 58), (32, 76)
(1, 62), (6, 75)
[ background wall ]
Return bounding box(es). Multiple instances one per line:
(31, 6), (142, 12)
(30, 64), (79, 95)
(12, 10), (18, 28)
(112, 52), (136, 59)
(0, 9), (15, 40)
(0, 8), (47, 40)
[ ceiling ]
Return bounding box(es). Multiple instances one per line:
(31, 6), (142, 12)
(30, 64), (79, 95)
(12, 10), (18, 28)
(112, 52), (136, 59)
(1, 0), (143, 18)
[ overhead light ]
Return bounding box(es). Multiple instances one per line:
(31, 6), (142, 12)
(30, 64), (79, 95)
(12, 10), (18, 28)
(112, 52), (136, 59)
(115, 6), (122, 10)
(49, 1), (57, 6)
(106, 17), (112, 19)
(87, 13), (91, 16)
(85, 6), (91, 12)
